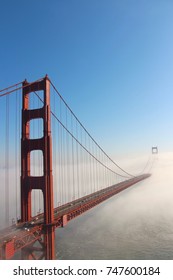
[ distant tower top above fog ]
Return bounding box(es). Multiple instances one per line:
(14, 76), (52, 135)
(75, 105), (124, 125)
(152, 146), (158, 154)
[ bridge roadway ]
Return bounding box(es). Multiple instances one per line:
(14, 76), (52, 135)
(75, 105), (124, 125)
(0, 174), (150, 259)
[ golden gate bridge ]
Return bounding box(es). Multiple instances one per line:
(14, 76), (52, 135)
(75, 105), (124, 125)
(0, 76), (152, 260)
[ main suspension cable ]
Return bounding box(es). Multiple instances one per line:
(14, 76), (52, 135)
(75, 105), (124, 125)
(0, 77), (45, 97)
(50, 80), (135, 178)
(0, 81), (22, 93)
(33, 90), (129, 179)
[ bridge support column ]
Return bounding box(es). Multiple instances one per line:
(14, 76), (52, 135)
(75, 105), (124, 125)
(44, 226), (55, 260)
(20, 75), (55, 259)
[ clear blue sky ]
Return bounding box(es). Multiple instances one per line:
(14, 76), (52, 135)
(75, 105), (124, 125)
(1, 0), (173, 157)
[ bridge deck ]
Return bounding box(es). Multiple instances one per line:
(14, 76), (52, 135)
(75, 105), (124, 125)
(0, 174), (150, 259)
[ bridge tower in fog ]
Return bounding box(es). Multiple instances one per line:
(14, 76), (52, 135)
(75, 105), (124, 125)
(21, 75), (55, 259)
(152, 146), (158, 154)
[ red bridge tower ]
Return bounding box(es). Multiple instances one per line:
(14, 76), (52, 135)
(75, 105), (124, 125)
(20, 75), (55, 259)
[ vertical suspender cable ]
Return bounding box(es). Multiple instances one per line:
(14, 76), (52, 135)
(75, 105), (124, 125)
(60, 99), (64, 204)
(65, 132), (67, 203)
(76, 119), (79, 199)
(89, 136), (92, 195)
(19, 90), (21, 220)
(5, 94), (9, 226)
(92, 140), (95, 193)
(83, 129), (86, 196)
(71, 114), (75, 200)
(52, 89), (57, 207)
(58, 121), (61, 205)
(80, 126), (84, 197)
(15, 89), (18, 221)
(65, 106), (69, 202)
